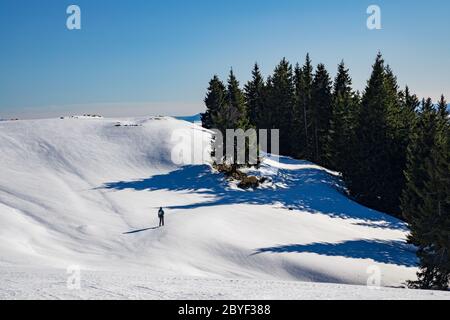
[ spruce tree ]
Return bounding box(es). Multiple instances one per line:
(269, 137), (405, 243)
(261, 75), (274, 131)
(403, 86), (420, 114)
(269, 58), (295, 156)
(383, 66), (415, 215)
(437, 94), (449, 120)
(201, 75), (226, 129)
(292, 63), (306, 158)
(343, 54), (416, 217)
(310, 63), (332, 165)
(327, 61), (359, 172)
(402, 97), (450, 290)
(213, 69), (248, 133)
(420, 97), (450, 290)
(346, 53), (392, 212)
(293, 54), (314, 159)
(402, 98), (438, 224)
(213, 69), (249, 165)
(244, 63), (265, 129)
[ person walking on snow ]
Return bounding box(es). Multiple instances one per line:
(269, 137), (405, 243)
(158, 207), (165, 227)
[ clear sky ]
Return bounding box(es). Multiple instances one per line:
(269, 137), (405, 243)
(0, 0), (449, 119)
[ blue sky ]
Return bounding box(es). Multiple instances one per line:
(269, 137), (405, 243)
(0, 0), (449, 119)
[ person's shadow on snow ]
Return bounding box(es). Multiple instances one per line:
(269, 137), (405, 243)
(122, 227), (160, 235)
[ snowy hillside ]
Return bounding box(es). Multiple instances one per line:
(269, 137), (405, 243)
(0, 116), (449, 300)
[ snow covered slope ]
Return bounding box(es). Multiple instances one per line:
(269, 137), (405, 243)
(0, 116), (448, 299)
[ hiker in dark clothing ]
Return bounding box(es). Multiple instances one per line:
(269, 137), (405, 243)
(158, 207), (165, 227)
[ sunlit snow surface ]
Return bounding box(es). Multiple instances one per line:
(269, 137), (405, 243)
(0, 116), (449, 299)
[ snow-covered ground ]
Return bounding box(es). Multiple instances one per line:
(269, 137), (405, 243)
(0, 116), (448, 300)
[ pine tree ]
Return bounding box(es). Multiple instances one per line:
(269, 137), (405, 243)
(261, 75), (274, 131)
(269, 58), (295, 156)
(403, 86), (420, 114)
(428, 96), (450, 289)
(310, 63), (332, 165)
(327, 61), (359, 172)
(342, 54), (416, 217)
(244, 63), (265, 129)
(437, 94), (449, 120)
(345, 53), (392, 212)
(402, 98), (438, 223)
(292, 63), (306, 158)
(213, 69), (248, 133)
(201, 75), (226, 129)
(383, 66), (415, 215)
(402, 97), (450, 290)
(212, 69), (249, 165)
(293, 54), (314, 159)
(420, 97), (450, 290)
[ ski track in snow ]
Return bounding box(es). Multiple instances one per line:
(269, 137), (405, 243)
(0, 116), (449, 300)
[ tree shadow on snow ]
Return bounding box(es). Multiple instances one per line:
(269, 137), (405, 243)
(100, 162), (407, 231)
(253, 239), (418, 267)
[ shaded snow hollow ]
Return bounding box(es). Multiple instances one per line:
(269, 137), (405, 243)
(0, 116), (448, 299)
